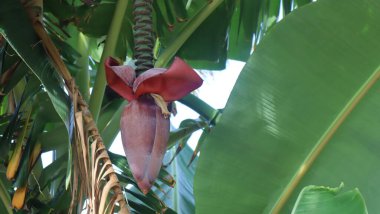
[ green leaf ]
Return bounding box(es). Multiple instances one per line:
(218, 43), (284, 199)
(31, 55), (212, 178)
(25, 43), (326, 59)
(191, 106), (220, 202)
(108, 152), (175, 188)
(2, 62), (28, 97)
(154, 1), (174, 28)
(13, 111), (45, 188)
(44, 0), (76, 20)
(195, 0), (380, 213)
(128, 200), (156, 214)
(283, 0), (293, 14)
(228, 0), (261, 61)
(255, 0), (281, 44)
(294, 0), (314, 8)
(175, 0), (235, 70)
(292, 184), (368, 214)
(188, 128), (209, 166)
(37, 153), (67, 194)
(165, 118), (207, 167)
(63, 25), (91, 101)
(0, 175), (12, 214)
(167, 118), (208, 149)
(155, 0), (226, 68)
(0, 75), (40, 161)
(125, 188), (165, 212)
(0, 0), (71, 130)
(0, 38), (5, 73)
(76, 3), (127, 37)
(178, 94), (219, 123)
(174, 144), (198, 214)
(97, 98), (126, 148)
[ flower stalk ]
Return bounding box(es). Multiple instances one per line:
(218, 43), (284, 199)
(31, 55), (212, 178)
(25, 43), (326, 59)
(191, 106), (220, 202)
(133, 0), (155, 75)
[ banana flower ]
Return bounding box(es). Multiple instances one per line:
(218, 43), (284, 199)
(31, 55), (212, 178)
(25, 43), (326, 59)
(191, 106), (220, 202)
(105, 57), (203, 194)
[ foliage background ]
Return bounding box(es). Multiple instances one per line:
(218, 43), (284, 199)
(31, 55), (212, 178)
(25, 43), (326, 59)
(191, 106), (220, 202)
(0, 0), (377, 213)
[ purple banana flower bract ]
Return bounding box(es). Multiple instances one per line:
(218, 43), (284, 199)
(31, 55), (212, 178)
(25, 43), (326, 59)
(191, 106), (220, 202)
(105, 57), (203, 194)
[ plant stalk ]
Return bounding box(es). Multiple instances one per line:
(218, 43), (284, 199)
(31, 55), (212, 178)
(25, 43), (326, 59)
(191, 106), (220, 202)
(179, 94), (219, 124)
(133, 0), (155, 75)
(89, 0), (129, 122)
(73, 32), (90, 102)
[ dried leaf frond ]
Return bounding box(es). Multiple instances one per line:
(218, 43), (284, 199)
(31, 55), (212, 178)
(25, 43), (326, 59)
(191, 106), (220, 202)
(22, 1), (130, 213)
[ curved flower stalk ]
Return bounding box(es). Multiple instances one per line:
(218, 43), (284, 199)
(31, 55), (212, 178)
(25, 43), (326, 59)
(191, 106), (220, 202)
(105, 57), (203, 194)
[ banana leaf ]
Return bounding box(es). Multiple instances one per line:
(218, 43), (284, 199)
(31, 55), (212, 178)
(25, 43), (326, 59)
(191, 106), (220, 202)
(195, 0), (380, 213)
(291, 184), (367, 214)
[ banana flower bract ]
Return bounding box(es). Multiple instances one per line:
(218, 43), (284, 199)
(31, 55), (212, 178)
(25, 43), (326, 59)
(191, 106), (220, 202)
(105, 57), (203, 194)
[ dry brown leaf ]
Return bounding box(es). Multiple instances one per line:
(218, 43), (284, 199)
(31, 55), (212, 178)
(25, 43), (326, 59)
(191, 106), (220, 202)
(22, 1), (130, 213)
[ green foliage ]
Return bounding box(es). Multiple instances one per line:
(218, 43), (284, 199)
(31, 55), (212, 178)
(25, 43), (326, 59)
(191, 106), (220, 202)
(109, 151), (174, 213)
(0, 0), (71, 130)
(3, 0), (368, 213)
(195, 0), (380, 213)
(292, 184), (368, 214)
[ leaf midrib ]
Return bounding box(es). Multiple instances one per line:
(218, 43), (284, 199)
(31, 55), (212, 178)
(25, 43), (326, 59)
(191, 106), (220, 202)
(271, 67), (380, 213)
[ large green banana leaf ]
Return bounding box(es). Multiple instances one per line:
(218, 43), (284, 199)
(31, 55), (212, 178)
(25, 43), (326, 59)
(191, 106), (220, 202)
(194, 0), (380, 213)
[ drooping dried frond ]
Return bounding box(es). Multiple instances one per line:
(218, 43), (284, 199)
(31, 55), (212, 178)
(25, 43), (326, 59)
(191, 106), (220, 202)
(21, 1), (130, 213)
(91, 140), (127, 214)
